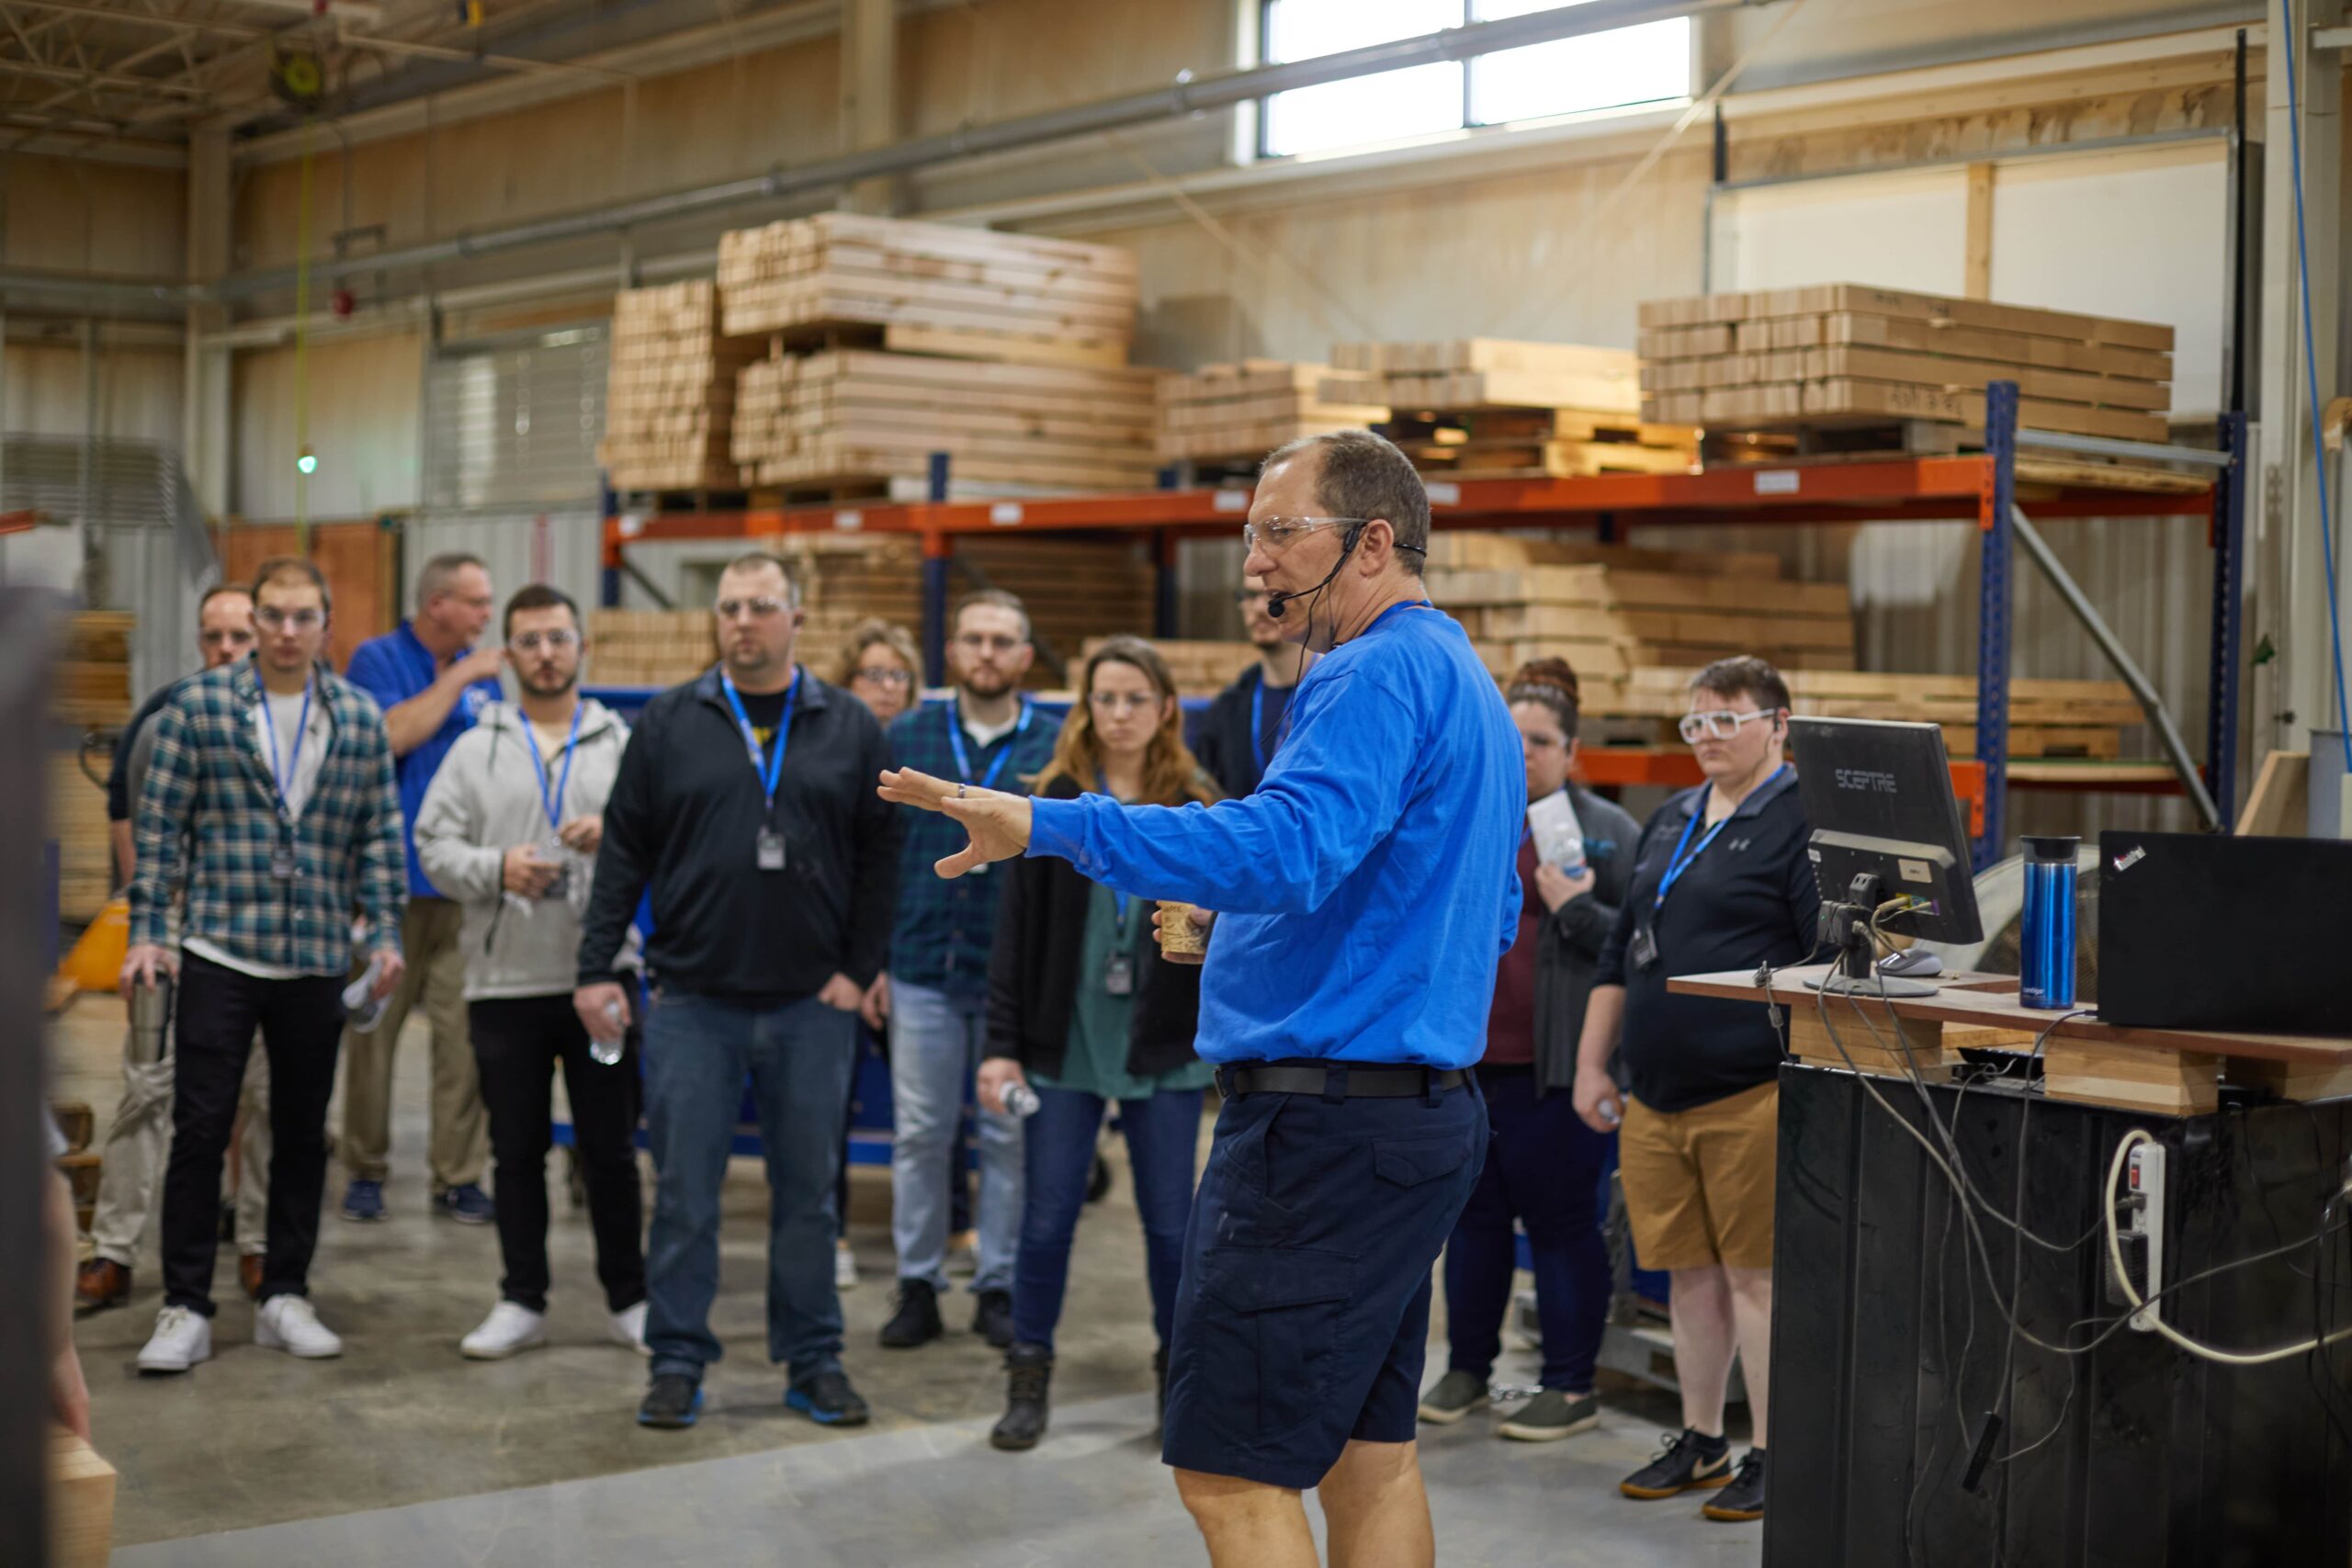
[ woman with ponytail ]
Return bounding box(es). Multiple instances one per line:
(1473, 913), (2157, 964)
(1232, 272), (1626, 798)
(1415, 657), (1640, 1441)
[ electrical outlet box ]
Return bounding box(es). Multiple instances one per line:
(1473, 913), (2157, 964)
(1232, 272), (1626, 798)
(2126, 1142), (2167, 1332)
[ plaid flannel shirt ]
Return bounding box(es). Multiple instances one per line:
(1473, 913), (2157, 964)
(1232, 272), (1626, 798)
(886, 695), (1059, 992)
(130, 657), (408, 974)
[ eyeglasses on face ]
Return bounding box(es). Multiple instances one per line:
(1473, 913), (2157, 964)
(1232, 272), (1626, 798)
(509, 629), (579, 653)
(1087, 691), (1161, 715)
(1241, 516), (1366, 554)
(255, 606), (324, 631)
(714, 596), (790, 622)
(854, 666), (913, 688)
(956, 632), (1025, 655)
(1679, 708), (1775, 743)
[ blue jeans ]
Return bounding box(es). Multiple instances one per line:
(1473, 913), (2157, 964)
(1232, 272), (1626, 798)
(642, 989), (857, 1385)
(1442, 1065), (1613, 1392)
(888, 981), (1022, 1293)
(1011, 1083), (1203, 1353)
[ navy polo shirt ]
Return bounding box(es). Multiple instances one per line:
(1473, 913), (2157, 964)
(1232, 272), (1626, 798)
(344, 620), (503, 899)
(1597, 767), (1820, 1113)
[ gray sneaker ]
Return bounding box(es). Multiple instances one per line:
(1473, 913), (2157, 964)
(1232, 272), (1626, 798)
(1417, 1369), (1489, 1425)
(1499, 1389), (1600, 1441)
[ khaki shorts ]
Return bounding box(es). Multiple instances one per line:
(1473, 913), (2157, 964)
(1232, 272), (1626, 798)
(1619, 1081), (1778, 1270)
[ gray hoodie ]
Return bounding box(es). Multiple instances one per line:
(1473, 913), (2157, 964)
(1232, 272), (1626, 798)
(414, 697), (634, 1001)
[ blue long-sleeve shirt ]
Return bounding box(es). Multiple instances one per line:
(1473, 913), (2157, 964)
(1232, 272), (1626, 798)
(1026, 601), (1523, 1069)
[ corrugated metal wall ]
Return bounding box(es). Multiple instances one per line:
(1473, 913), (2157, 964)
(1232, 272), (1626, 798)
(401, 507), (605, 626)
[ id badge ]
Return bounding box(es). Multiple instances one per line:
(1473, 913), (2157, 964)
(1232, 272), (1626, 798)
(1628, 922), (1661, 975)
(1103, 951), (1136, 997)
(756, 828), (787, 873)
(543, 839), (571, 900)
(270, 844), (297, 881)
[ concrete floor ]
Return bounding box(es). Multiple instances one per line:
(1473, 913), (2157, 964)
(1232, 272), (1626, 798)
(53, 994), (1760, 1567)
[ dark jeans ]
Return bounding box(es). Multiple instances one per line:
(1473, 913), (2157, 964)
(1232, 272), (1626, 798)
(162, 951), (345, 1315)
(642, 989), (856, 1385)
(470, 995), (646, 1316)
(1010, 1083), (1202, 1353)
(1443, 1064), (1613, 1392)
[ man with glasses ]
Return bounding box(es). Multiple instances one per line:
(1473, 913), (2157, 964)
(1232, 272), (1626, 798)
(1571, 656), (1817, 1528)
(881, 430), (1524, 1568)
(78, 584), (273, 1314)
(123, 556), (407, 1372)
(415, 584), (647, 1360)
(1193, 572), (1300, 799)
(865, 589), (1054, 1352)
(338, 551), (504, 1225)
(579, 550), (900, 1431)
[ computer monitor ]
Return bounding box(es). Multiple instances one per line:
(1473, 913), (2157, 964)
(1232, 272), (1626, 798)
(1788, 716), (1985, 997)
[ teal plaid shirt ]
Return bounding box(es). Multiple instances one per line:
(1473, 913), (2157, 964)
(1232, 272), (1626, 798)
(130, 657), (408, 974)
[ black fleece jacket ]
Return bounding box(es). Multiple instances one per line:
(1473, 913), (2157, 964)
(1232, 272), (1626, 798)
(983, 774), (1204, 1080)
(579, 665), (902, 999)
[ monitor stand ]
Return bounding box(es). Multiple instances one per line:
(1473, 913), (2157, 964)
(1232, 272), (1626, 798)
(1804, 876), (1943, 998)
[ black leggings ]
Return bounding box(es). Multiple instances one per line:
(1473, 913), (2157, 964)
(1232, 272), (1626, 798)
(470, 994), (645, 1314)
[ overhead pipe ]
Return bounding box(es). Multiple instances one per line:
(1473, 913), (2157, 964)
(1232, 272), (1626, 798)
(216, 0), (1762, 299)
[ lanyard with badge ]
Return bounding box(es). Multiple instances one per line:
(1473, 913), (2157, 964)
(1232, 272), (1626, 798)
(262, 680), (314, 880)
(1093, 772), (1140, 997)
(518, 703), (583, 897)
(721, 670), (798, 872)
(945, 695), (1032, 874)
(1630, 764), (1789, 973)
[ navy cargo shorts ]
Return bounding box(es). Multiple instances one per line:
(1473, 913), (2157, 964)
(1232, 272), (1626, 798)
(1159, 1067), (1487, 1490)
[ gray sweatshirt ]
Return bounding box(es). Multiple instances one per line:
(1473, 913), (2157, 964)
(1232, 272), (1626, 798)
(414, 697), (634, 1001)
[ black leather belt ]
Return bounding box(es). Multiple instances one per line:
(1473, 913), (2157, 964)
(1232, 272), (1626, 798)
(1217, 1062), (1469, 1099)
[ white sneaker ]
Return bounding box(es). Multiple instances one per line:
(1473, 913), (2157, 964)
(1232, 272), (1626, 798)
(608, 1300), (650, 1355)
(834, 1239), (859, 1292)
(461, 1301), (548, 1360)
(254, 1294), (345, 1359)
(136, 1305), (212, 1374)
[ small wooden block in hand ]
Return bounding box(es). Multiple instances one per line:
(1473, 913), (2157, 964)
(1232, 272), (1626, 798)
(49, 1427), (117, 1568)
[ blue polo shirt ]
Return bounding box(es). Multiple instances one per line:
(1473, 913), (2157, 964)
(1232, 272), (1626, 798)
(345, 620), (503, 899)
(1025, 602), (1523, 1069)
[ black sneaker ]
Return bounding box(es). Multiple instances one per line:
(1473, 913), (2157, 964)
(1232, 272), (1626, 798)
(972, 1288), (1014, 1349)
(878, 1280), (943, 1349)
(1702, 1450), (1767, 1521)
(637, 1373), (702, 1430)
(786, 1369), (871, 1427)
(1621, 1429), (1734, 1499)
(989, 1343), (1053, 1452)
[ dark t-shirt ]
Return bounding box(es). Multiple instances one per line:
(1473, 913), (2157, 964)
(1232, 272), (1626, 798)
(107, 681), (183, 823)
(733, 686), (788, 747)
(1194, 665), (1295, 798)
(1597, 768), (1819, 1113)
(1483, 834), (1542, 1065)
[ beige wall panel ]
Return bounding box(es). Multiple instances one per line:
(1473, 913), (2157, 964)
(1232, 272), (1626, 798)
(2, 344), (183, 443)
(1, 155), (184, 276)
(232, 333), (422, 520)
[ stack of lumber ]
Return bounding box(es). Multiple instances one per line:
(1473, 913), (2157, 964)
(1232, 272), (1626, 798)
(599, 282), (766, 493)
(54, 610), (133, 727)
(732, 349), (1163, 493)
(48, 750), (111, 924)
(1072, 638), (1259, 698)
(589, 536), (925, 688)
(1157, 362), (1388, 465)
(1424, 532), (1845, 686)
(955, 536), (1155, 687)
(717, 213), (1138, 368)
(1637, 285), (2174, 446)
(1323, 340), (1695, 479)
(1613, 668), (2141, 759)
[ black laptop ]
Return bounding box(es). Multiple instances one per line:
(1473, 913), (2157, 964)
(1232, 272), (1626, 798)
(2097, 830), (2352, 1034)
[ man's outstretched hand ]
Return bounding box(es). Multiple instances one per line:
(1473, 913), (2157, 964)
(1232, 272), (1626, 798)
(877, 767), (1034, 877)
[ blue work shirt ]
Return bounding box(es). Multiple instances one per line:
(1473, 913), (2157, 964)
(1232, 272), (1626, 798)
(1026, 602), (1523, 1069)
(344, 620), (503, 899)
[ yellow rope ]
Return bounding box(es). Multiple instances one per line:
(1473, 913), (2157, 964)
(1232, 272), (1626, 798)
(292, 118), (315, 553)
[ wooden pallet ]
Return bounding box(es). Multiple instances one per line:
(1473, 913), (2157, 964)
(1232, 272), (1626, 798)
(1382, 407), (1698, 479)
(1158, 360), (1388, 464)
(54, 611), (134, 728)
(1639, 283), (2175, 447)
(1330, 338), (1644, 415)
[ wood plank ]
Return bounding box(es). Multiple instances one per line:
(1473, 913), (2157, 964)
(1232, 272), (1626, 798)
(1741, 284), (2175, 353)
(2236, 750), (2312, 836)
(1964, 164), (1995, 300)
(1799, 345), (2169, 412)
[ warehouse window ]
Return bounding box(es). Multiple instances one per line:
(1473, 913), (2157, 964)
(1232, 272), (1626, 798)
(1259, 0), (1692, 160)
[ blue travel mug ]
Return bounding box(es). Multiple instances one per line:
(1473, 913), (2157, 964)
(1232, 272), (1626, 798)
(2018, 835), (2079, 1010)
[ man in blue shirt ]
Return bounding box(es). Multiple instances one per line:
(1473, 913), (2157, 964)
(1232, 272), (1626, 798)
(883, 430), (1523, 1568)
(337, 552), (505, 1225)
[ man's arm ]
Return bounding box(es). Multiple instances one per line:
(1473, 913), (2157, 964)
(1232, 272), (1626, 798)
(128, 697), (198, 948)
(1027, 671), (1419, 917)
(579, 715), (658, 984)
(842, 717), (905, 988)
(350, 640), (502, 759)
(413, 737), (503, 903)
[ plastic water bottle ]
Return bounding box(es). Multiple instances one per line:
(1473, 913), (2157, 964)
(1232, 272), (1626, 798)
(343, 953), (390, 1033)
(1001, 1082), (1041, 1119)
(590, 999), (627, 1066)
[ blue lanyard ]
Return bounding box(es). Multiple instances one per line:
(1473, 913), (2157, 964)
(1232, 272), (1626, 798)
(720, 670), (799, 813)
(262, 680), (314, 819)
(1250, 671), (1273, 778)
(945, 695), (1032, 789)
(518, 704), (584, 835)
(1654, 765), (1787, 910)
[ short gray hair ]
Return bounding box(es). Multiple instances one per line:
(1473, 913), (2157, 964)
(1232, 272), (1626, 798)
(1261, 429), (1429, 574)
(416, 552), (487, 606)
(721, 550), (803, 608)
